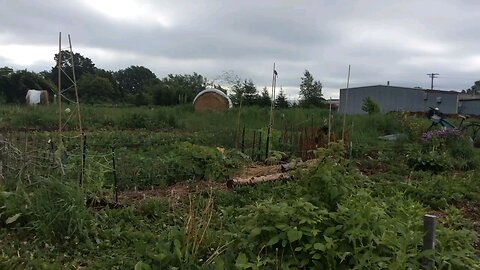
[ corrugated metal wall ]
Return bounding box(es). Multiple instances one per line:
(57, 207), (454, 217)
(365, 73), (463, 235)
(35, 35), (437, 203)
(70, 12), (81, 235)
(459, 99), (480, 115)
(338, 86), (459, 115)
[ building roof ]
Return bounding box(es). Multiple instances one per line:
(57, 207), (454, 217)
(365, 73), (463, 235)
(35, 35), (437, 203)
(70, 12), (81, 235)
(459, 94), (480, 101)
(340, 85), (459, 94)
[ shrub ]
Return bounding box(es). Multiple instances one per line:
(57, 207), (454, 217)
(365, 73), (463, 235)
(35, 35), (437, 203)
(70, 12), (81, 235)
(234, 198), (335, 269)
(296, 143), (354, 209)
(362, 96), (380, 114)
(418, 128), (478, 170)
(163, 142), (247, 184)
(407, 150), (451, 172)
(229, 191), (480, 269)
(122, 112), (151, 129)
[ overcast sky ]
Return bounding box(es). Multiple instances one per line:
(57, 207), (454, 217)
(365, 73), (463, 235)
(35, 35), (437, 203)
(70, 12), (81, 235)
(1, 0), (480, 99)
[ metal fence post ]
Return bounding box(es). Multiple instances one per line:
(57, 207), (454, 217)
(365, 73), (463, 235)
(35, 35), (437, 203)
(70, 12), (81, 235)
(423, 214), (436, 269)
(111, 146), (118, 204)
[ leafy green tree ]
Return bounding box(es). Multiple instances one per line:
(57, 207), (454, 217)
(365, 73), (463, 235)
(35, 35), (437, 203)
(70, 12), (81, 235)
(463, 80), (480, 95)
(299, 70), (323, 107)
(229, 80), (244, 106)
(275, 89), (289, 108)
(361, 96), (381, 114)
(77, 74), (115, 103)
(243, 80), (260, 105)
(151, 82), (176, 106)
(150, 73), (206, 106)
(258, 87), (272, 107)
(50, 50), (96, 87)
(162, 73), (206, 104)
(114, 66), (158, 97)
(134, 92), (151, 106)
(0, 67), (13, 103)
(3, 69), (55, 103)
(229, 79), (259, 106)
(212, 84), (227, 95)
(0, 66), (13, 77)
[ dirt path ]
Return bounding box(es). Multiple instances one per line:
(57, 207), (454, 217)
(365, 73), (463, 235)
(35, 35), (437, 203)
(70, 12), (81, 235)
(118, 162), (288, 203)
(118, 160), (320, 203)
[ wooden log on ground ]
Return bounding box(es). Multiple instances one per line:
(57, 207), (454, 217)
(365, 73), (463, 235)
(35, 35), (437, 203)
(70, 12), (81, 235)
(280, 160), (302, 172)
(226, 173), (291, 189)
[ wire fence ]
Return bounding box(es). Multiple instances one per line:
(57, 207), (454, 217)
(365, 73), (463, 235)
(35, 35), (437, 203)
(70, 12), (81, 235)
(0, 121), (378, 198)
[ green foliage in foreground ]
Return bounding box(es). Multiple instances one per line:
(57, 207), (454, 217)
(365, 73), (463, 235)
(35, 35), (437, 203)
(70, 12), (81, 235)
(1, 143), (479, 269)
(1, 180), (92, 243)
(1, 107), (480, 269)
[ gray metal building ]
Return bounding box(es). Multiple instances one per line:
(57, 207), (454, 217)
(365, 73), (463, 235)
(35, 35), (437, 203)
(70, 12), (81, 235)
(338, 85), (459, 115)
(459, 95), (480, 115)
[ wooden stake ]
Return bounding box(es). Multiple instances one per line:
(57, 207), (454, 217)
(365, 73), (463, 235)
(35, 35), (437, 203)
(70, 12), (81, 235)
(257, 131), (262, 161)
(251, 130), (256, 159)
(241, 126), (245, 153)
(58, 32), (62, 133)
(328, 97), (332, 143)
(68, 34), (83, 134)
(342, 65), (351, 142)
(112, 147), (118, 204)
(266, 63), (278, 159)
(234, 95), (243, 148)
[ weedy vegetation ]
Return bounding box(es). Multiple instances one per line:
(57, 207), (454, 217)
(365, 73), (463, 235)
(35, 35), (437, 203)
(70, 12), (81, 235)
(1, 105), (480, 269)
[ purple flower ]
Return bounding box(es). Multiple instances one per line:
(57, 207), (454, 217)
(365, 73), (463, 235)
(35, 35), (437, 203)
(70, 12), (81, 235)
(421, 128), (463, 142)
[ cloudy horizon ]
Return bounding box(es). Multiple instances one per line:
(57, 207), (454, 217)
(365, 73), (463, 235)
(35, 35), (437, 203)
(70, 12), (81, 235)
(1, 0), (480, 99)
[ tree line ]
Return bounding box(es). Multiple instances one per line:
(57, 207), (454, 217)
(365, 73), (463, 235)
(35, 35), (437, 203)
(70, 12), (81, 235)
(0, 51), (326, 107)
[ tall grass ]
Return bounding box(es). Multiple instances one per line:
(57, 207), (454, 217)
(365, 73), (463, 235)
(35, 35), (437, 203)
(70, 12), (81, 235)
(1, 179), (92, 243)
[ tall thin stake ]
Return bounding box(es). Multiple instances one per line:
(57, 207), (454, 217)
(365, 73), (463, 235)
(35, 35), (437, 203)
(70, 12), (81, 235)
(342, 65), (351, 142)
(68, 34), (83, 134)
(81, 133), (87, 187)
(328, 97), (332, 143)
(241, 126), (245, 153)
(251, 130), (256, 159)
(423, 214), (436, 268)
(257, 131), (262, 161)
(269, 63), (277, 127)
(57, 32), (62, 133)
(68, 34), (84, 187)
(266, 63), (278, 159)
(112, 147), (118, 204)
(234, 94), (243, 148)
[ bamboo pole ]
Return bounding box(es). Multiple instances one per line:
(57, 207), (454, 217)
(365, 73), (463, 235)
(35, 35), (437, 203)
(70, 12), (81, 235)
(234, 94), (243, 148)
(328, 97), (332, 143)
(266, 63), (278, 159)
(68, 34), (83, 134)
(342, 65), (351, 142)
(57, 32), (62, 133)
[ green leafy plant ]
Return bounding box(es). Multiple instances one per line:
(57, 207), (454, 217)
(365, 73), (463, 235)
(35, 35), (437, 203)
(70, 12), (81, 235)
(163, 142), (247, 184)
(234, 198), (336, 269)
(406, 150), (451, 172)
(296, 142), (354, 209)
(361, 97), (380, 115)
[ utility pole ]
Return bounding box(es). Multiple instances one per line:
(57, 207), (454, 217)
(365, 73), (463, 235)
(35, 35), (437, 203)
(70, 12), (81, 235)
(427, 73), (439, 90)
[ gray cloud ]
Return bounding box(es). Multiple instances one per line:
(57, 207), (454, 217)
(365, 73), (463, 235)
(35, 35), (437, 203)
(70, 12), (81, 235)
(1, 0), (480, 99)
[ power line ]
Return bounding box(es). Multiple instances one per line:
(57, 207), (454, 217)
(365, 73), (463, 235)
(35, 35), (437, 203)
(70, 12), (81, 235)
(427, 73), (439, 90)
